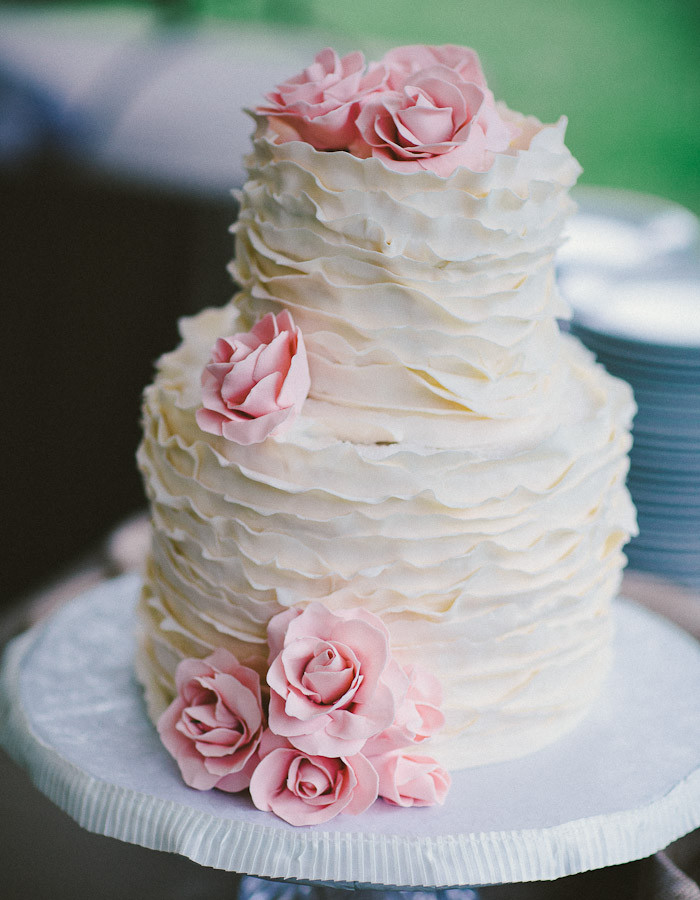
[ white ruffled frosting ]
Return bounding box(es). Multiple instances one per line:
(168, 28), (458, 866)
(136, 111), (637, 769)
(231, 112), (579, 450)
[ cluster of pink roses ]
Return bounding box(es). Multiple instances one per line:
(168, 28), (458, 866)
(257, 44), (515, 175)
(158, 602), (450, 826)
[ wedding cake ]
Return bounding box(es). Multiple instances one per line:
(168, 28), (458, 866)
(135, 45), (636, 825)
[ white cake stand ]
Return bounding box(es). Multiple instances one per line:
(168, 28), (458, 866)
(1, 574), (699, 889)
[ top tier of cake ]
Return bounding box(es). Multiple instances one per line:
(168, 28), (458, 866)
(232, 110), (580, 451)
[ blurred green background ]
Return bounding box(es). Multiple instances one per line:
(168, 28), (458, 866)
(6, 0), (698, 212)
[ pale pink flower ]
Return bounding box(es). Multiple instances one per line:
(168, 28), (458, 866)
(364, 663), (445, 756)
(353, 58), (513, 175)
(371, 749), (451, 807)
(266, 603), (408, 757)
(157, 649), (264, 793)
(249, 731), (378, 825)
(196, 310), (310, 445)
(380, 44), (488, 91)
(257, 48), (385, 150)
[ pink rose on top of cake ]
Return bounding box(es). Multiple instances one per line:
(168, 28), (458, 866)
(380, 43), (488, 90)
(257, 47), (386, 150)
(249, 731), (378, 825)
(370, 749), (451, 807)
(352, 46), (514, 175)
(266, 603), (409, 757)
(195, 310), (310, 445)
(157, 649), (264, 792)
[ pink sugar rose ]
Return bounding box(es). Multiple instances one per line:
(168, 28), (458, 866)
(380, 44), (488, 91)
(364, 663), (446, 756)
(249, 730), (379, 825)
(196, 310), (310, 445)
(396, 664), (445, 741)
(157, 648), (264, 793)
(266, 603), (408, 757)
(257, 48), (386, 150)
(371, 749), (451, 807)
(353, 61), (513, 175)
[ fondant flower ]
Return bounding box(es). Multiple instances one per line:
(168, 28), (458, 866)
(249, 731), (378, 825)
(157, 649), (264, 792)
(266, 603), (407, 757)
(196, 310), (310, 445)
(370, 749), (451, 807)
(380, 44), (488, 91)
(353, 60), (513, 175)
(257, 48), (385, 150)
(364, 663), (445, 756)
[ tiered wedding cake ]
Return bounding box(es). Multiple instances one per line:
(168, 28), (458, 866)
(135, 45), (636, 824)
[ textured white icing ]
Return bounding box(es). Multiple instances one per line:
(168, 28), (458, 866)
(135, 110), (637, 769)
(230, 113), (580, 449)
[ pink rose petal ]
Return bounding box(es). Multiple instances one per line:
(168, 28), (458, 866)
(219, 405), (294, 446)
(267, 607), (300, 663)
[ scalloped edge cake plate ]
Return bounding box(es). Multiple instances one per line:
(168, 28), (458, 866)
(1, 574), (699, 889)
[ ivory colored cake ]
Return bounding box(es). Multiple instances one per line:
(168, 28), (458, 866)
(136, 45), (636, 782)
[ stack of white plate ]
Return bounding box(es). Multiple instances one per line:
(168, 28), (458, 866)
(560, 193), (700, 588)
